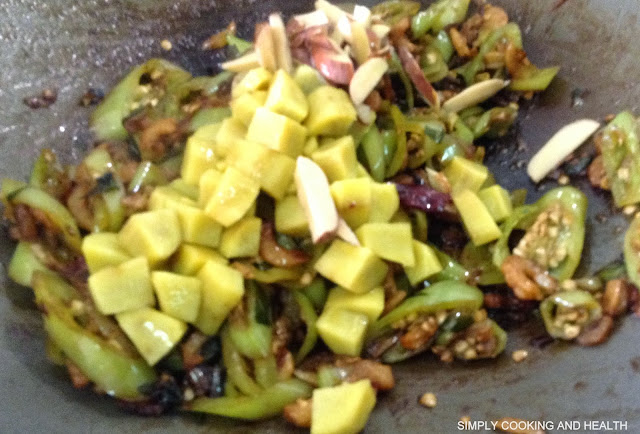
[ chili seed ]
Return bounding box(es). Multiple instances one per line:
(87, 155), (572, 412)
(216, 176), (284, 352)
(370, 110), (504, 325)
(419, 392), (437, 408)
(511, 349), (528, 363)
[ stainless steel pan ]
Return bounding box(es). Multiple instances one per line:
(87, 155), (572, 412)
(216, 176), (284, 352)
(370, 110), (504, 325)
(1, 0), (640, 432)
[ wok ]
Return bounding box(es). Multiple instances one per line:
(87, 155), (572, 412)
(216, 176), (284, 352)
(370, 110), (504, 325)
(1, 0), (639, 432)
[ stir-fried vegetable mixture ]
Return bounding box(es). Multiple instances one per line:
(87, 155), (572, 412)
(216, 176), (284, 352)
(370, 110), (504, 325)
(3, 0), (640, 432)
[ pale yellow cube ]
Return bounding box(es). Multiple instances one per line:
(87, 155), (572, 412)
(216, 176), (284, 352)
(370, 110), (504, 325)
(275, 195), (309, 237)
(232, 67), (273, 98)
(356, 222), (415, 266)
(404, 241), (443, 285)
(324, 286), (384, 322)
(246, 107), (307, 158)
(264, 69), (309, 123)
(228, 139), (295, 200)
(205, 166), (260, 227)
(219, 217), (262, 258)
(198, 168), (223, 207)
(311, 136), (358, 183)
(118, 209), (182, 267)
(88, 257), (154, 315)
(369, 182), (399, 223)
(315, 240), (388, 294)
(215, 117), (246, 158)
(181, 124), (219, 185)
(116, 307), (187, 366)
(195, 261), (245, 335)
(172, 244), (227, 276)
(231, 91), (267, 126)
(152, 271), (202, 323)
(82, 232), (131, 273)
(311, 380), (376, 434)
(316, 308), (369, 356)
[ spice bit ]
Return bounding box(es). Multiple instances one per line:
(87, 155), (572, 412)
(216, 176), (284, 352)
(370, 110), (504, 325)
(623, 205), (637, 216)
(512, 349), (529, 363)
(160, 39), (173, 51)
(23, 88), (58, 109)
(418, 392), (437, 408)
(557, 174), (569, 185)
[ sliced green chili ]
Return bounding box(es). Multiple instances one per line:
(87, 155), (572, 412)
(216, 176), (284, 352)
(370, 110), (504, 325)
(540, 290), (602, 340)
(188, 379), (312, 420)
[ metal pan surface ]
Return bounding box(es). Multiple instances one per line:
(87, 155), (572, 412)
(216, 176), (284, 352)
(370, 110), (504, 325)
(1, 0), (639, 432)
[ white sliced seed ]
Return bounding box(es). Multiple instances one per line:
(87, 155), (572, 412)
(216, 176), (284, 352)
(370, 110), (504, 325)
(527, 119), (601, 183)
(269, 14), (293, 73)
(315, 0), (350, 24)
(221, 51), (260, 72)
(349, 57), (389, 105)
(371, 24), (391, 40)
(336, 15), (352, 42)
(336, 218), (360, 246)
(292, 10), (329, 28)
(353, 4), (371, 27)
(356, 104), (376, 124)
(255, 25), (277, 72)
(295, 156), (339, 243)
(350, 21), (371, 65)
(442, 79), (508, 113)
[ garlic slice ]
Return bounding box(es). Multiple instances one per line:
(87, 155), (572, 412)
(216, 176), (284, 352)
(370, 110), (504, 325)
(269, 14), (293, 73)
(295, 157), (339, 243)
(315, 0), (350, 24)
(336, 218), (360, 246)
(292, 10), (329, 28)
(255, 25), (277, 72)
(353, 4), (371, 27)
(371, 24), (391, 40)
(527, 119), (601, 183)
(350, 21), (371, 65)
(442, 79), (508, 113)
(221, 51), (260, 72)
(349, 57), (388, 105)
(356, 104), (376, 125)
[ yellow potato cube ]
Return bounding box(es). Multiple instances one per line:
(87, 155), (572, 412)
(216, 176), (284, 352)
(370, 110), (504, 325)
(195, 261), (245, 335)
(232, 67), (273, 98)
(305, 86), (357, 136)
(478, 184), (513, 223)
(275, 195), (309, 237)
(116, 307), (187, 366)
(316, 308), (369, 356)
(356, 222), (415, 266)
(231, 90), (267, 126)
(215, 117), (246, 158)
(81, 232), (131, 273)
(264, 69), (309, 122)
(293, 64), (326, 95)
(311, 380), (376, 434)
(169, 178), (199, 201)
(151, 271), (202, 323)
(181, 125), (219, 185)
(452, 189), (502, 246)
(228, 139), (296, 200)
(330, 178), (372, 228)
(205, 166), (260, 227)
(118, 209), (182, 267)
(444, 156), (488, 193)
(404, 241), (443, 285)
(315, 240), (388, 294)
(172, 244), (227, 276)
(324, 286), (384, 322)
(149, 186), (222, 248)
(303, 136), (319, 156)
(311, 136), (358, 183)
(219, 217), (262, 258)
(198, 168), (223, 207)
(88, 257), (154, 315)
(369, 182), (399, 223)
(246, 107), (307, 158)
